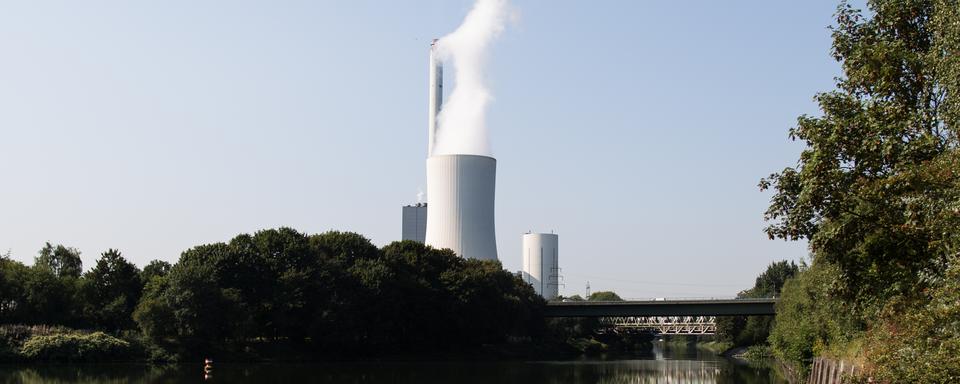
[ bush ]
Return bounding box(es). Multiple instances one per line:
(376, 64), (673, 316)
(20, 332), (130, 361)
(568, 337), (607, 355)
(768, 262), (863, 367)
(860, 256), (960, 382)
(0, 324), (75, 347)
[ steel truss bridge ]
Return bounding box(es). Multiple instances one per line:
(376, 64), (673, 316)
(544, 298), (777, 336)
(598, 316), (717, 335)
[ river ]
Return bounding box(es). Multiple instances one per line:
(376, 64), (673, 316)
(0, 343), (787, 383)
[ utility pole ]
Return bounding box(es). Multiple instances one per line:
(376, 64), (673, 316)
(585, 281), (591, 299)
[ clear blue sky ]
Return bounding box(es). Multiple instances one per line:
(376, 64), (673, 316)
(0, 1), (860, 298)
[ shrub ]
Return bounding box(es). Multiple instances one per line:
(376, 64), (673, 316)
(768, 262), (863, 368)
(20, 332), (130, 361)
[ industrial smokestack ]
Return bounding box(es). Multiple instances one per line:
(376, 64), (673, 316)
(427, 39), (443, 156)
(424, 0), (507, 261)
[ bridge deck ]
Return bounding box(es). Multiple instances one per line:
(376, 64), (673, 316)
(543, 298), (777, 317)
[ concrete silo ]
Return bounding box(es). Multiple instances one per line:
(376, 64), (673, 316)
(522, 233), (559, 300)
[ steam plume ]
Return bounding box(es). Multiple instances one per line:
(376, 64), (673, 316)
(432, 0), (510, 156)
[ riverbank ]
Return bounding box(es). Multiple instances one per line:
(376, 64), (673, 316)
(1, 324), (650, 363)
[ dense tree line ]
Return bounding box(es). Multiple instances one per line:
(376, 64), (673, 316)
(761, 0), (959, 381)
(715, 261), (798, 347)
(0, 243), (150, 331)
(0, 228), (544, 358)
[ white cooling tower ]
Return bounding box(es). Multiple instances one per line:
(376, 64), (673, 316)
(425, 154), (498, 261)
(522, 233), (559, 300)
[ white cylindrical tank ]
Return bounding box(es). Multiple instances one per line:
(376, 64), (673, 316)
(522, 233), (559, 300)
(425, 154), (497, 261)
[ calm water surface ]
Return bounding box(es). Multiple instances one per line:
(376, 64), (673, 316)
(0, 344), (787, 383)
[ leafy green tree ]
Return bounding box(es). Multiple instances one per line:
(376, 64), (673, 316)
(0, 257), (31, 323)
(769, 262), (863, 364)
(744, 260), (799, 299)
(717, 260), (799, 345)
(22, 266), (79, 326)
(140, 260), (171, 282)
(761, 0), (958, 309)
(863, 254), (960, 382)
(588, 291), (622, 301)
(34, 243), (82, 279)
(761, 0), (959, 376)
(134, 255), (245, 350)
(133, 276), (175, 342)
(82, 249), (143, 330)
(134, 229), (546, 356)
(309, 231), (379, 263)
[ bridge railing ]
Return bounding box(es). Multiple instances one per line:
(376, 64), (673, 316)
(544, 298), (778, 317)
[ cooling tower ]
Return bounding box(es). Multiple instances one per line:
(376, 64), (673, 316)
(425, 154), (498, 260)
(522, 233), (559, 300)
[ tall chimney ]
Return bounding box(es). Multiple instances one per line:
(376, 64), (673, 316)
(428, 39), (443, 156)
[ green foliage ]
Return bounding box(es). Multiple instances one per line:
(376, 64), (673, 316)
(587, 291), (622, 301)
(0, 258), (31, 322)
(22, 263), (81, 326)
(140, 260), (171, 282)
(742, 260), (799, 299)
(567, 337), (607, 355)
(81, 249), (143, 330)
(760, 0), (959, 309)
(133, 230), (544, 356)
(768, 261), (863, 366)
(716, 260), (798, 346)
(5, 230), (547, 358)
(34, 243), (82, 279)
(861, 254), (960, 382)
(19, 332), (130, 362)
(761, 0), (959, 380)
(740, 345), (773, 363)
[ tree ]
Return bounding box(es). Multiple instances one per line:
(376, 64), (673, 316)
(0, 257), (31, 323)
(22, 266), (79, 326)
(588, 291), (622, 301)
(309, 231), (379, 264)
(761, 0), (958, 309)
(761, 0), (960, 376)
(134, 256), (245, 350)
(82, 249), (143, 330)
(141, 260), (171, 282)
(34, 243), (82, 279)
(133, 231), (546, 356)
(768, 261), (863, 364)
(717, 260), (799, 345)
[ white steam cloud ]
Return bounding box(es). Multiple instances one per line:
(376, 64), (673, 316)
(432, 0), (511, 156)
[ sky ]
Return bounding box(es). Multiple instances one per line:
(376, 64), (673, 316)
(0, 1), (861, 298)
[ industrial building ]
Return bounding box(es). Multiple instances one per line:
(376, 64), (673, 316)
(522, 233), (560, 300)
(422, 40), (499, 261)
(401, 203), (427, 243)
(400, 40), (562, 295)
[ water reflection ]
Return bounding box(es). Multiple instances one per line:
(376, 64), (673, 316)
(0, 346), (785, 384)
